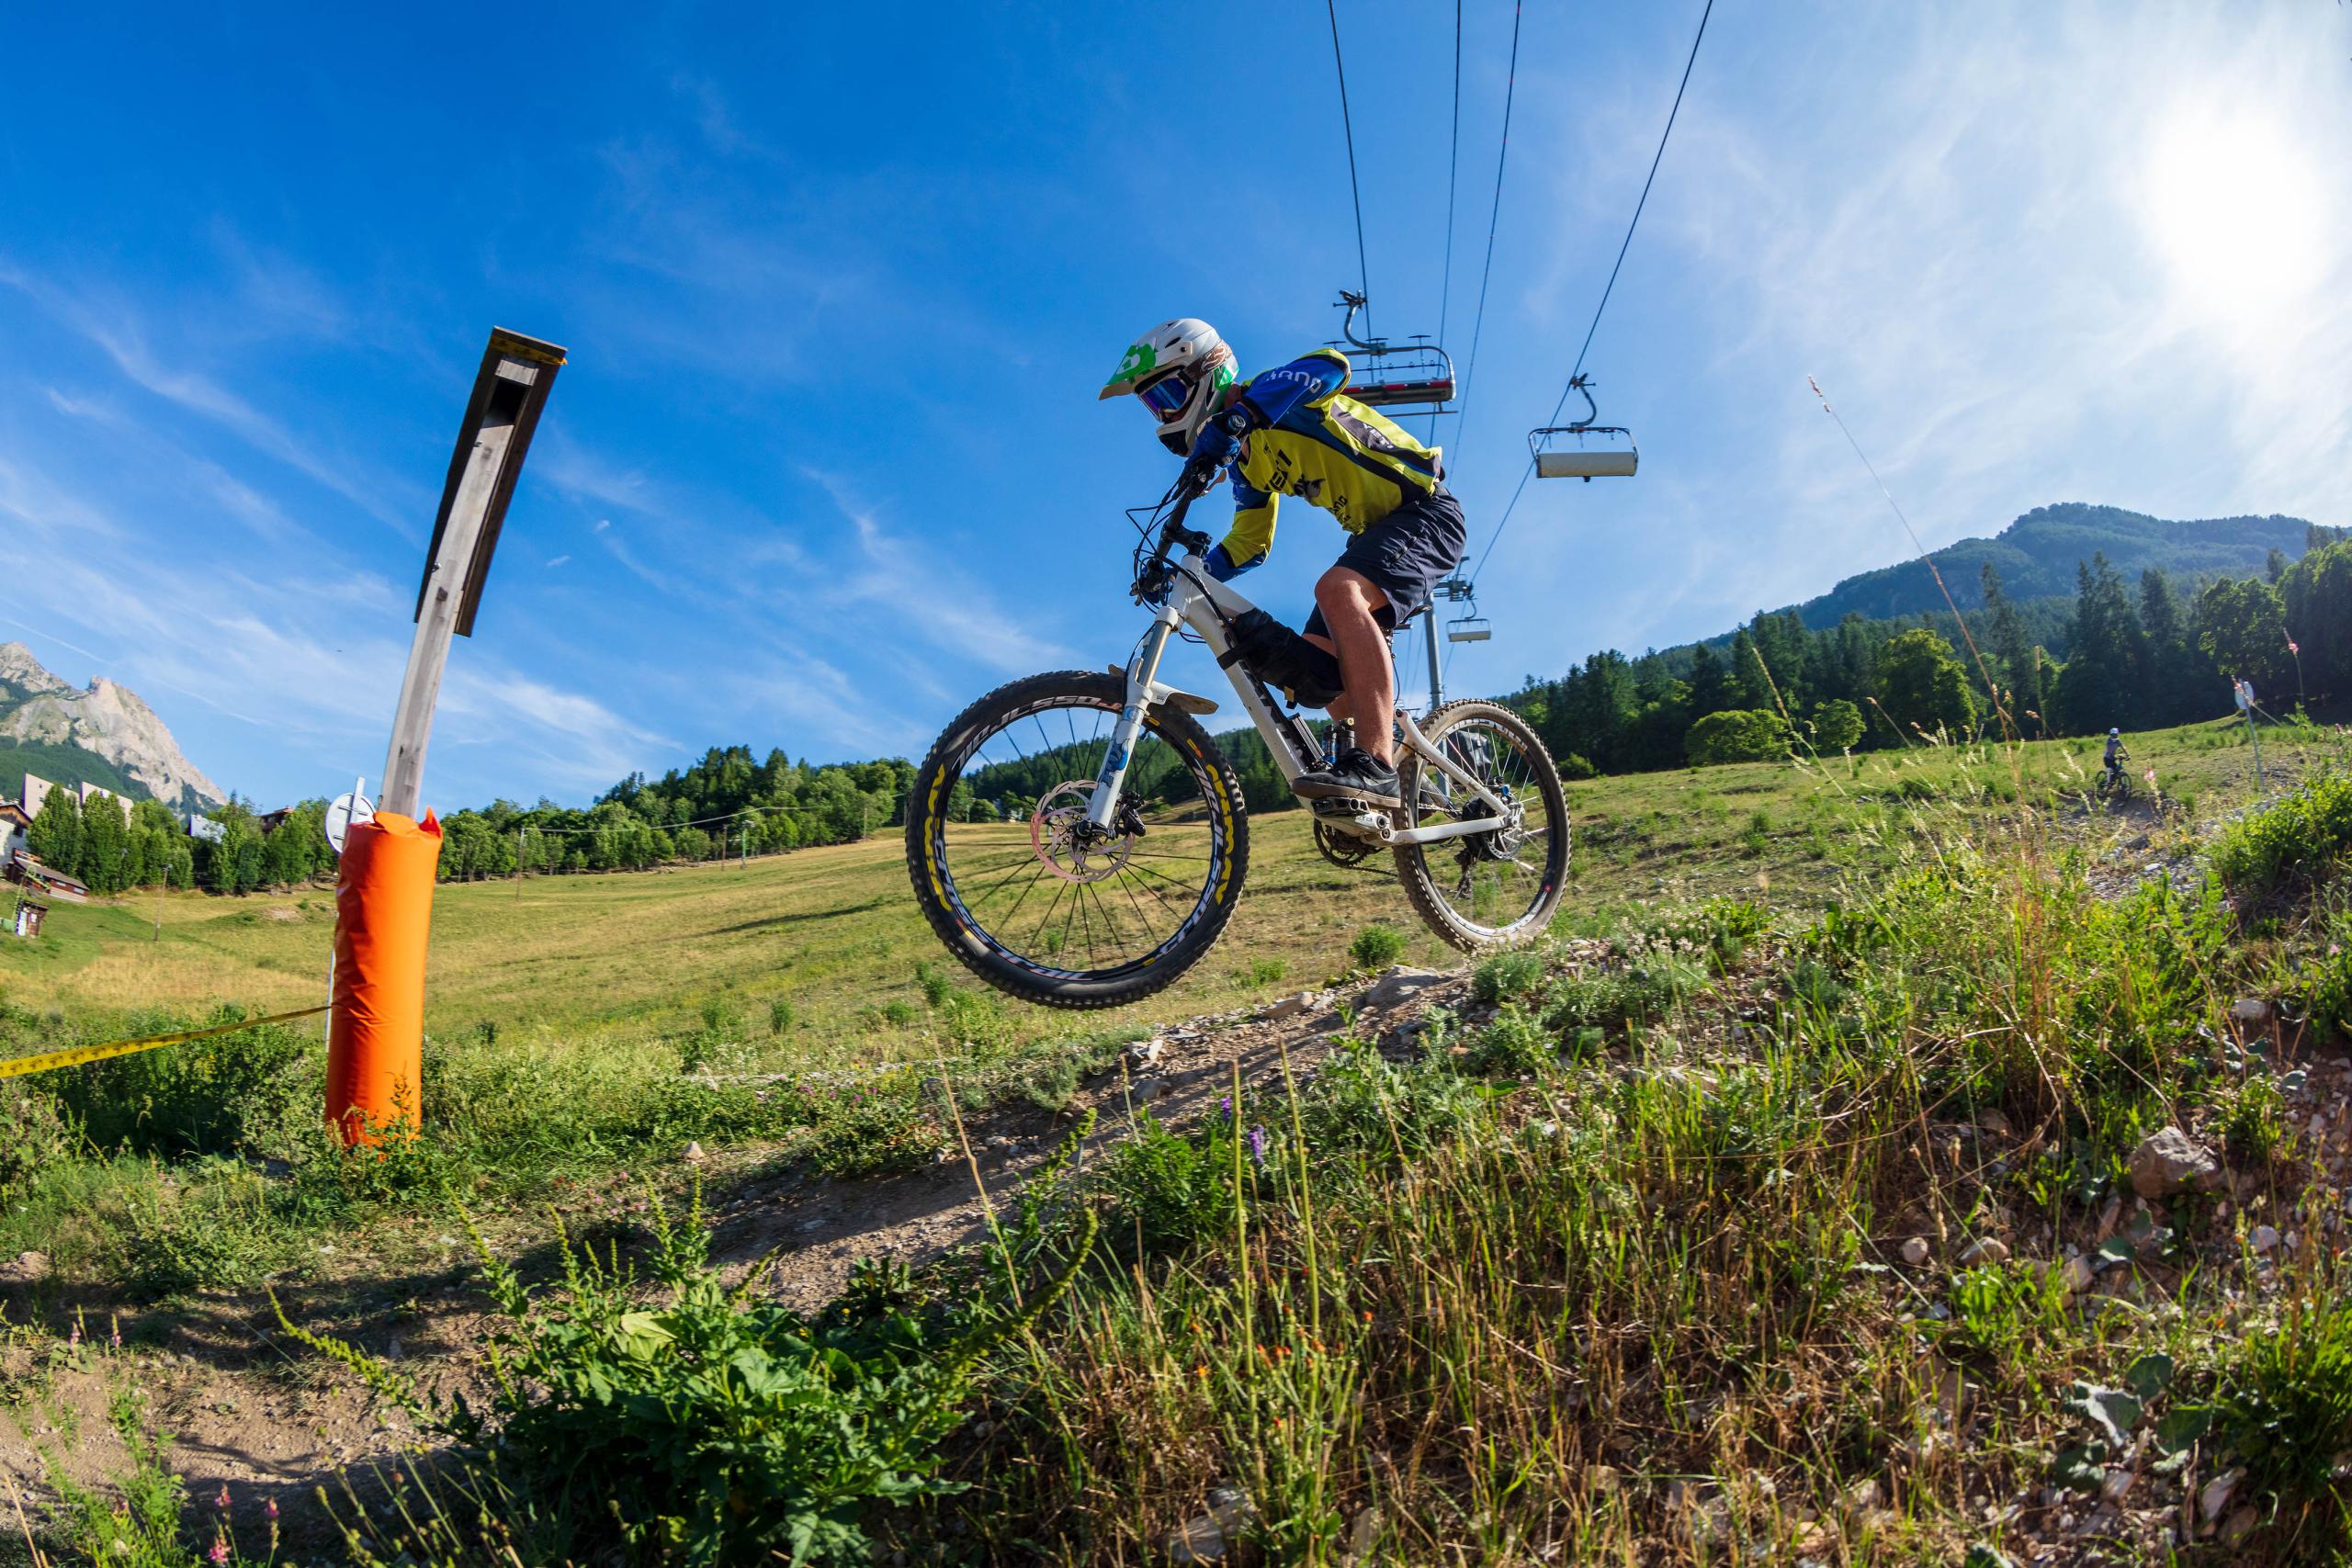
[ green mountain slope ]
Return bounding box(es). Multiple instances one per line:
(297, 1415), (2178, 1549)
(1784, 502), (2312, 628)
(0, 739), (141, 805)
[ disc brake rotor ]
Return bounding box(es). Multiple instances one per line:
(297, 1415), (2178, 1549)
(1029, 780), (1136, 885)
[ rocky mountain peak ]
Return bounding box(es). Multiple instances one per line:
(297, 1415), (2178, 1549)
(0, 646), (226, 811)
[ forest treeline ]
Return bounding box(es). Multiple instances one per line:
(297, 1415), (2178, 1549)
(1503, 525), (2351, 775)
(21, 526), (2346, 897)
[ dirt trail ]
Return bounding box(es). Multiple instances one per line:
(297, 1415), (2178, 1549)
(0, 962), (1475, 1538)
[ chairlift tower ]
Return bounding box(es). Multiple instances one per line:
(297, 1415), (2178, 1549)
(1409, 576), (1485, 714)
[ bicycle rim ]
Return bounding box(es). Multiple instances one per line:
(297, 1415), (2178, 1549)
(925, 689), (1234, 987)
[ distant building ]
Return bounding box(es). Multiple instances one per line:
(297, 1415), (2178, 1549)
(20, 773), (51, 819)
(0, 798), (29, 862)
(75, 781), (132, 823)
(254, 806), (296, 835)
(5, 849), (88, 904)
(187, 815), (226, 844)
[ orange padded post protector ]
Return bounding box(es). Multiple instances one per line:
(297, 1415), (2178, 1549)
(325, 810), (441, 1145)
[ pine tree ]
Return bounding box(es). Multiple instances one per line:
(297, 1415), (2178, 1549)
(79, 793), (130, 894)
(2052, 555), (2148, 734)
(26, 789), (84, 876)
(1685, 643), (1732, 718)
(1980, 562), (2041, 736)
(2136, 569), (2199, 728)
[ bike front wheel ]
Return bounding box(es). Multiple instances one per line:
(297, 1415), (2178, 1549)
(907, 671), (1250, 1009)
(1393, 698), (1570, 951)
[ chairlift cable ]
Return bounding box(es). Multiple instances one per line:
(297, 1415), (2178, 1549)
(1448, 0), (1523, 468)
(1327, 0), (1374, 343)
(1430, 0), (1464, 442)
(1459, 0), (1715, 598)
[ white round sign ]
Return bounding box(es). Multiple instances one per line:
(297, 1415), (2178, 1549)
(324, 792), (376, 855)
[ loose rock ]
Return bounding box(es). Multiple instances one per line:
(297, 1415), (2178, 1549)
(0, 1250), (49, 1286)
(2232, 998), (2272, 1024)
(1261, 993), (1317, 1022)
(2199, 1469), (2242, 1523)
(1958, 1236), (2010, 1266)
(1359, 967), (1446, 1010)
(1900, 1236), (1931, 1266)
(1168, 1487), (1253, 1564)
(2249, 1224), (2281, 1255)
(682, 1141), (707, 1164)
(2129, 1127), (2222, 1199)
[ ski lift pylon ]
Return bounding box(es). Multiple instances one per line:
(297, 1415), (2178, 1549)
(1530, 374), (1638, 480)
(1326, 290), (1455, 411)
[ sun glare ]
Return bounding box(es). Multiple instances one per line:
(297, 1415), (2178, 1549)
(2140, 103), (2330, 333)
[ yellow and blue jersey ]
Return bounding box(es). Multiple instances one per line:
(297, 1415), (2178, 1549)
(1201, 349), (1446, 575)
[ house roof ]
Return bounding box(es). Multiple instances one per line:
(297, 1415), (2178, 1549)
(0, 800), (30, 829)
(6, 850), (88, 901)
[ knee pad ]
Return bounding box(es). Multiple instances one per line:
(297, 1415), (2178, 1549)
(1219, 609), (1344, 709)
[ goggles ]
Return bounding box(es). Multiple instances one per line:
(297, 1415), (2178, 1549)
(1136, 370), (1193, 422)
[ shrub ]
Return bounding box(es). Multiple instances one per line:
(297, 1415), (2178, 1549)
(880, 999), (919, 1029)
(1471, 949), (1546, 1005)
(1097, 1108), (1249, 1253)
(51, 1009), (314, 1159)
(915, 961), (954, 1008)
(121, 1171), (286, 1297)
(769, 998), (796, 1034)
(2214, 1292), (2352, 1501)
(1685, 708), (1788, 766)
(0, 1086), (78, 1201)
(2217, 1073), (2287, 1164)
(281, 1190), (1091, 1566)
(1302, 1034), (1482, 1160)
(1461, 1005), (1554, 1077)
(2212, 768), (2352, 893)
(807, 1090), (948, 1179)
(1540, 955), (1702, 1034)
(1350, 923), (1408, 970)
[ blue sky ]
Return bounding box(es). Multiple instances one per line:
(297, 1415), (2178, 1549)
(4, 3), (2346, 808)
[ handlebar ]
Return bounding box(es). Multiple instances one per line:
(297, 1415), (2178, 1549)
(1131, 488), (1216, 605)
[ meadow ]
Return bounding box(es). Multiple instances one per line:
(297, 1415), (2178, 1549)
(4, 712), (2348, 1567)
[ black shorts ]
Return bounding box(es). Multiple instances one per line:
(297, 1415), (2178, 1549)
(1303, 485), (1468, 641)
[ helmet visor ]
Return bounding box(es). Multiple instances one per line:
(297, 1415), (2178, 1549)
(1136, 370), (1193, 422)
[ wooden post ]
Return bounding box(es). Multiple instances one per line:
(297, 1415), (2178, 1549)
(381, 419), (513, 818)
(331, 328), (563, 1145)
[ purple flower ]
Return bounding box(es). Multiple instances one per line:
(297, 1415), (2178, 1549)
(1218, 1095), (1233, 1121)
(1246, 1125), (1268, 1168)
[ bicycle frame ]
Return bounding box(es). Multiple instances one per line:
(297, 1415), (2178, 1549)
(1082, 549), (1518, 848)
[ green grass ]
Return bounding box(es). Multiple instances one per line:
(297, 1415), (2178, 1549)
(6, 714), (2351, 1565)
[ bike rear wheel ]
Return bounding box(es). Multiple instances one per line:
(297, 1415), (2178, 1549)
(1393, 699), (1569, 951)
(907, 671), (1250, 1009)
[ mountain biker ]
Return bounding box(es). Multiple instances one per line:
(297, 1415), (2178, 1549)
(1101, 319), (1466, 808)
(2103, 728), (2129, 784)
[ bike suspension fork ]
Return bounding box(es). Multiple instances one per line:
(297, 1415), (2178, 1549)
(1087, 612), (1177, 832)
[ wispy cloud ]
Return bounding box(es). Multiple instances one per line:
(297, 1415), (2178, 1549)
(0, 260), (424, 535)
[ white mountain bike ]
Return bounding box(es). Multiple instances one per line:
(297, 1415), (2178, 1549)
(907, 481), (1569, 1009)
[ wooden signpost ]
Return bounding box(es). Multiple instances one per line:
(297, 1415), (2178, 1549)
(328, 328), (564, 1143)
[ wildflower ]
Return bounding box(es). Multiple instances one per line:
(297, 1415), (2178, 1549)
(208, 1540), (230, 1565)
(265, 1499), (278, 1520)
(1219, 1095), (1233, 1120)
(1246, 1125), (1268, 1167)
(1193, 1364), (1208, 1378)
(216, 1485), (232, 1510)
(67, 1321), (81, 1348)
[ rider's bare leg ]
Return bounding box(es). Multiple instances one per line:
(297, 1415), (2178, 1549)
(1310, 566), (1396, 765)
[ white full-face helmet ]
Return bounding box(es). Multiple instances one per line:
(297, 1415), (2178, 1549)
(1101, 319), (1238, 456)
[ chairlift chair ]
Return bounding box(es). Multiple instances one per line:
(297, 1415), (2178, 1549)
(1326, 291), (1455, 411)
(1435, 576), (1489, 643)
(1530, 374), (1638, 480)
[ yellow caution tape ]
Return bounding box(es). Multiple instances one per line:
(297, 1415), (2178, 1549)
(0, 1005), (332, 1080)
